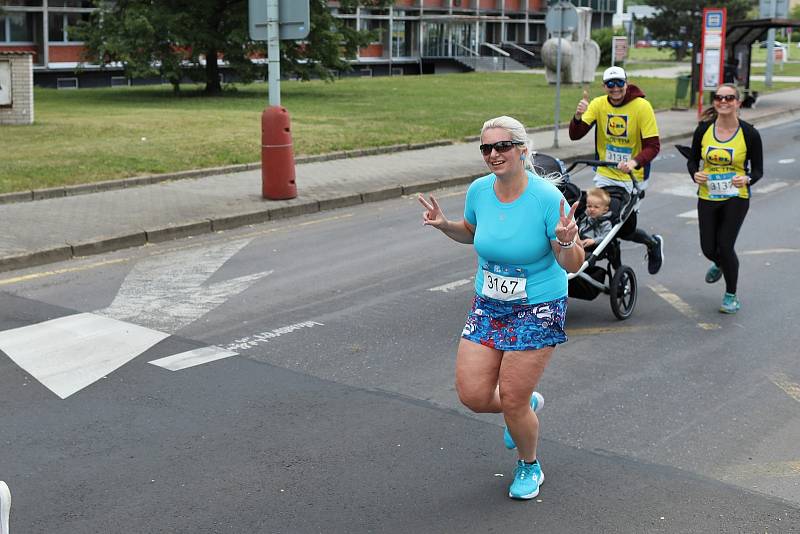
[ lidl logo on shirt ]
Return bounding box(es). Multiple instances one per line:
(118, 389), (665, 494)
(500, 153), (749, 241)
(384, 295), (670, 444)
(705, 146), (734, 166)
(606, 114), (628, 138)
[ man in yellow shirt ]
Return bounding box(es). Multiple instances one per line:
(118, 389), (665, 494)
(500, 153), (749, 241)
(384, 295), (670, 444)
(569, 66), (664, 275)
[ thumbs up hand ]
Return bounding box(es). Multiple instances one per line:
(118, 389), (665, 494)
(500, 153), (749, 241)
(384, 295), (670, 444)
(575, 90), (589, 120)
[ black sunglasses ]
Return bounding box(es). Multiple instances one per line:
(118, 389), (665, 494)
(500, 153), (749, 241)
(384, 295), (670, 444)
(713, 94), (738, 102)
(604, 79), (626, 88)
(479, 140), (524, 155)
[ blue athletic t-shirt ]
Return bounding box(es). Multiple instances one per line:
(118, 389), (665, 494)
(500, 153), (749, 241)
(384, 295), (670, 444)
(464, 171), (568, 304)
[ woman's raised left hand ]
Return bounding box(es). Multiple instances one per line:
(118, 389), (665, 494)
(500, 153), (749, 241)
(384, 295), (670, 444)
(555, 199), (580, 244)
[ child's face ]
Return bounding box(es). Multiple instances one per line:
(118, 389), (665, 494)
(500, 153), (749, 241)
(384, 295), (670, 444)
(585, 194), (609, 219)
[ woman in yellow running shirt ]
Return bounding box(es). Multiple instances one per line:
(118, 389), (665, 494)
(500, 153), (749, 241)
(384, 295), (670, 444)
(686, 84), (763, 314)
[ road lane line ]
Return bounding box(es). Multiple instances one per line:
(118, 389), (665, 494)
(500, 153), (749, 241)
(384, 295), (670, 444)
(740, 248), (799, 256)
(718, 460), (800, 480)
(769, 372), (800, 403)
(754, 181), (788, 194)
(149, 346), (238, 371)
(648, 283), (720, 330)
(677, 209), (698, 219)
(429, 279), (472, 292)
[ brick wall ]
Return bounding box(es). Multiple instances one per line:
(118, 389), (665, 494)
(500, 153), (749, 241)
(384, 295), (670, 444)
(0, 53), (34, 125)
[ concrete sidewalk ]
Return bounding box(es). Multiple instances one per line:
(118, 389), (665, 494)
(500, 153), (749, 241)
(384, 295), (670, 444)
(1, 88), (799, 273)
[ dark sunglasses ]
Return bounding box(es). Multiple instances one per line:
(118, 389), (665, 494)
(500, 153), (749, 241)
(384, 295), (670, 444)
(604, 79), (626, 88)
(713, 94), (738, 102)
(479, 140), (524, 155)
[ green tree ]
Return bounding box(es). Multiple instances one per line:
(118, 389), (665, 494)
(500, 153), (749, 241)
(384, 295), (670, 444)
(77, 0), (391, 94)
(643, 0), (756, 61)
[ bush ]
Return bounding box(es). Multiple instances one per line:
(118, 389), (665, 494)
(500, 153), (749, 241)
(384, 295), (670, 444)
(592, 27), (628, 67)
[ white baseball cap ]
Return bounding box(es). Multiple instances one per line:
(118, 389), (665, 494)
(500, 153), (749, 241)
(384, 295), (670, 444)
(602, 66), (627, 82)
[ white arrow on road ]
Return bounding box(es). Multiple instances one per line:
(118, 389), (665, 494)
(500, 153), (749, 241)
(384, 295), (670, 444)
(100, 239), (272, 333)
(0, 239), (271, 398)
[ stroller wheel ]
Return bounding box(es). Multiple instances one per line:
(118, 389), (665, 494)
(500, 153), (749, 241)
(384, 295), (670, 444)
(610, 265), (637, 320)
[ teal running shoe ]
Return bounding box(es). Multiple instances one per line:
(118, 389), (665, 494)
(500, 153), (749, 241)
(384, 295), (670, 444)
(705, 264), (722, 284)
(719, 292), (741, 314)
(508, 459), (544, 500)
(503, 392), (544, 450)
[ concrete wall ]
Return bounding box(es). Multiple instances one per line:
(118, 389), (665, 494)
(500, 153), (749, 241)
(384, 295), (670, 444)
(0, 53), (34, 126)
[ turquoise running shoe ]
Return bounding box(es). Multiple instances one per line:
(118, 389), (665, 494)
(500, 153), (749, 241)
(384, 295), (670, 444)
(508, 459), (544, 500)
(705, 264), (722, 284)
(719, 292), (741, 314)
(503, 392), (544, 450)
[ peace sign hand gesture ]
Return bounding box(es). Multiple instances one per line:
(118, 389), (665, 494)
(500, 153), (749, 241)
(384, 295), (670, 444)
(555, 199), (580, 245)
(418, 193), (448, 230)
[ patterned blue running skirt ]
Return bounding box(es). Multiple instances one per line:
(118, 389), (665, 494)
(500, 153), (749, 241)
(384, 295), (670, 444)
(461, 294), (568, 351)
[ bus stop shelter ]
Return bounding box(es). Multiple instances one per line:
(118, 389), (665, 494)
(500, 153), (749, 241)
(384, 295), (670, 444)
(726, 18), (800, 106)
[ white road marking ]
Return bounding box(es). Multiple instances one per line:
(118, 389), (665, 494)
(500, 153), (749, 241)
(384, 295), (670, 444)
(149, 346), (238, 371)
(754, 181), (787, 194)
(740, 248), (799, 256)
(0, 313), (169, 399)
(655, 173), (697, 198)
(649, 283), (720, 330)
(224, 321), (324, 352)
(677, 209), (698, 219)
(769, 372), (800, 403)
(778, 158), (795, 164)
(717, 460), (800, 480)
(429, 279), (472, 292)
(100, 239), (271, 333)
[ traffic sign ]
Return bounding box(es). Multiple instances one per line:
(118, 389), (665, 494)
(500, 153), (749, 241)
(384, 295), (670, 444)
(545, 2), (578, 36)
(249, 0), (310, 41)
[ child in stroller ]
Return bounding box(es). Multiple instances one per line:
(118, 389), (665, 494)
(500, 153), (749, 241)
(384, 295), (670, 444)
(531, 153), (641, 320)
(577, 188), (614, 250)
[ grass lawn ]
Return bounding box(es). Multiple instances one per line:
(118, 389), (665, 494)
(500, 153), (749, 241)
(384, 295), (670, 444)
(0, 71), (797, 193)
(623, 62), (687, 72)
(751, 61), (800, 76)
(627, 47), (682, 62)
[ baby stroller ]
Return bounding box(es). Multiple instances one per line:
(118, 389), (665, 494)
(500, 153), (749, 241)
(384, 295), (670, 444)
(531, 153), (645, 320)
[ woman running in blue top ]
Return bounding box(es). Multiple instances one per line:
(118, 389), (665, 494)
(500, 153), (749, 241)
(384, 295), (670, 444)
(418, 116), (583, 500)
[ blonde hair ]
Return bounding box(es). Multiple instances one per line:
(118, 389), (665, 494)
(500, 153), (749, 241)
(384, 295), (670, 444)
(481, 116), (562, 184)
(586, 187), (611, 209)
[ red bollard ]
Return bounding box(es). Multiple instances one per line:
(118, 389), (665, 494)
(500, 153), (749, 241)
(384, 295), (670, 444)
(261, 106), (298, 200)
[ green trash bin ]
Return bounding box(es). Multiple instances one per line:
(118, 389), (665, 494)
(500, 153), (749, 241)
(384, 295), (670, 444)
(674, 74), (691, 108)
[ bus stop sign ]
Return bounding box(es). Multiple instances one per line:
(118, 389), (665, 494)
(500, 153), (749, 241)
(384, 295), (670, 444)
(249, 0), (310, 41)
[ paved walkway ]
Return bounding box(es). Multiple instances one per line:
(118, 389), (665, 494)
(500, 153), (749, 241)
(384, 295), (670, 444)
(2, 88), (800, 273)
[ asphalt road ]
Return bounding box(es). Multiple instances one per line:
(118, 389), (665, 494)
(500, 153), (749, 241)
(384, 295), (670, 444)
(1, 120), (799, 533)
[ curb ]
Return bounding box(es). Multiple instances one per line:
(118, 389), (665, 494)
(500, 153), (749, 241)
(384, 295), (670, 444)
(0, 140), (454, 206)
(1, 106), (798, 275)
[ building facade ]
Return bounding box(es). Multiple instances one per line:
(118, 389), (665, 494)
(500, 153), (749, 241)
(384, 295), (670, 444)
(0, 0), (619, 87)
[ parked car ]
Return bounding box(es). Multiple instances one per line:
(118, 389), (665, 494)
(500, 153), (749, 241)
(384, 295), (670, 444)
(759, 40), (785, 49)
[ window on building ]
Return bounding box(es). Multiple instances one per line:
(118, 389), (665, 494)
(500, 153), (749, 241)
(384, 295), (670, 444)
(1, 12), (37, 42)
(48, 12), (90, 42)
(49, 0), (93, 6)
(3, 1), (43, 6)
(364, 18), (387, 44)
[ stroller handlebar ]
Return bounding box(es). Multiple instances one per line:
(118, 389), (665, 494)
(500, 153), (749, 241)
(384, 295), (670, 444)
(564, 159), (617, 173)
